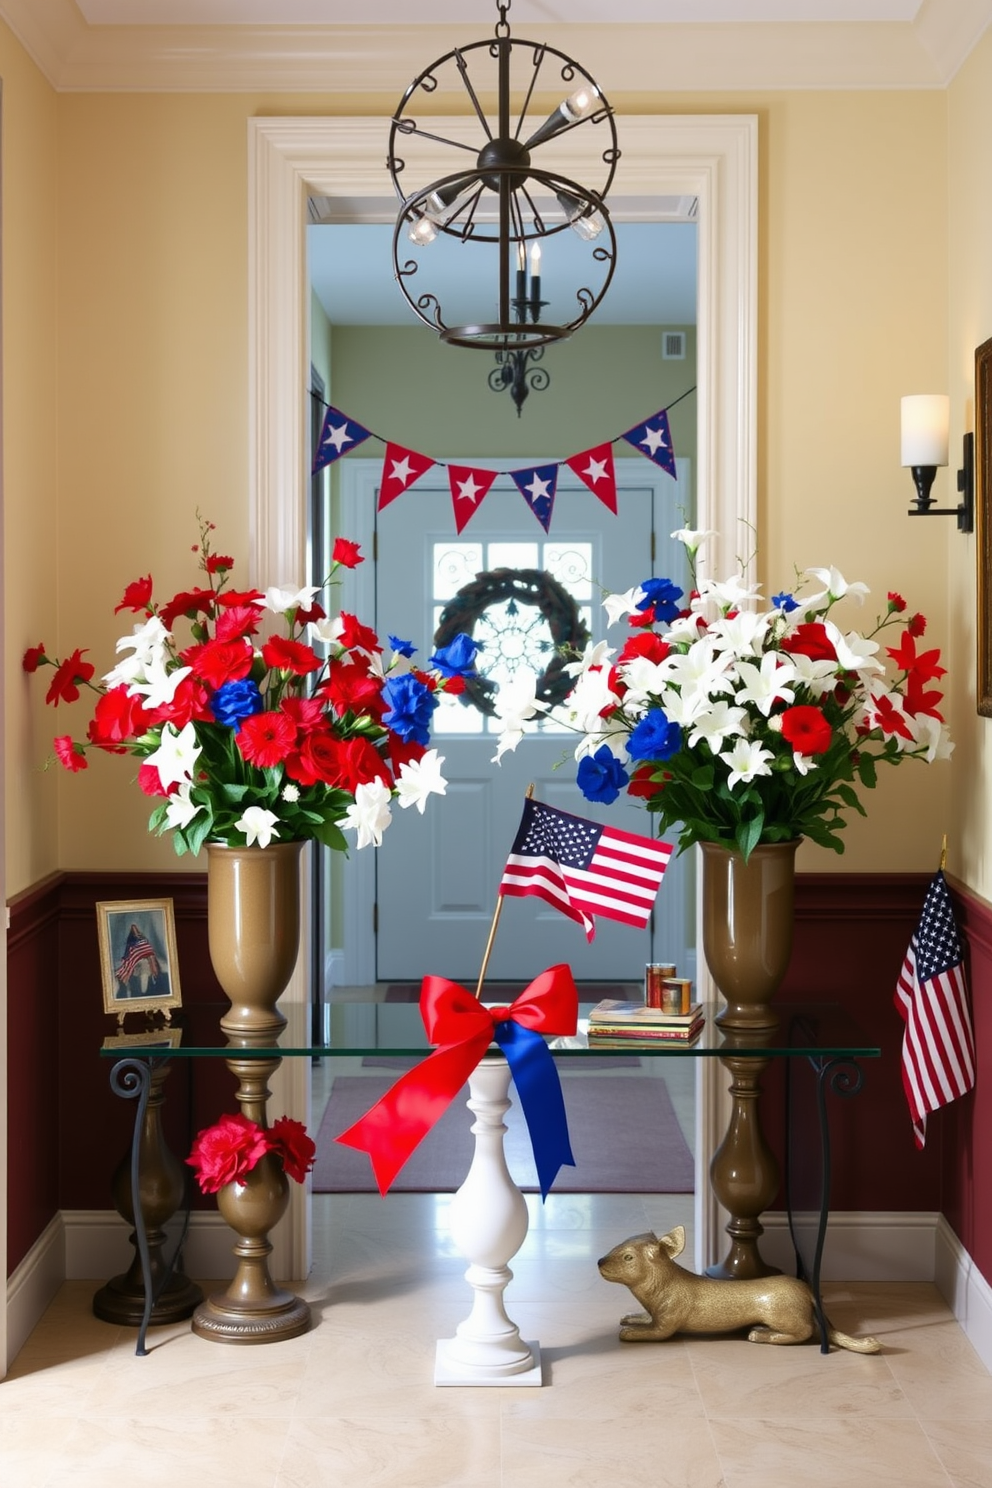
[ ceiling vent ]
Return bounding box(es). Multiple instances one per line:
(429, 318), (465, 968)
(662, 330), (686, 360)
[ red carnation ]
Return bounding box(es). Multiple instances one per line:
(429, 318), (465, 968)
(114, 576), (154, 614)
(142, 675), (213, 731)
(137, 761), (171, 797)
(215, 587), (265, 609)
(887, 591), (907, 613)
(186, 1113), (272, 1195)
(183, 638), (254, 689)
(323, 662), (385, 718)
(53, 735), (87, 773)
(284, 731), (344, 787)
(87, 686), (149, 750)
(237, 710), (297, 768)
(205, 553), (234, 574)
(262, 635), (322, 677)
(280, 696), (326, 735)
(214, 605), (261, 643)
(295, 600), (326, 627)
(618, 632), (671, 665)
(158, 587), (216, 631)
(45, 649), (95, 706)
(627, 764), (667, 800)
(385, 731), (427, 773)
(338, 612), (381, 653)
(22, 643), (46, 673)
(332, 537), (364, 569)
(780, 623), (837, 665)
(268, 1117), (315, 1183)
(907, 613), (927, 637)
(780, 705), (833, 755)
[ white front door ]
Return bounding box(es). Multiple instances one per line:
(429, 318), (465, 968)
(371, 463), (695, 985)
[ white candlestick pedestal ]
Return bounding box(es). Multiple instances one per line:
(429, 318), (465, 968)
(434, 1053), (542, 1386)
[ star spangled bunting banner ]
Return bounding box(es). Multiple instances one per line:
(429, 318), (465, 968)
(622, 408), (678, 478)
(499, 796), (673, 942)
(511, 464), (559, 533)
(894, 868), (976, 1149)
(378, 442), (436, 510)
(565, 444), (618, 512)
(448, 465), (499, 534)
(312, 405), (373, 474)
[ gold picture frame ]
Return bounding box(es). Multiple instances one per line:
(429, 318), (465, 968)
(96, 899), (182, 1019)
(977, 336), (992, 716)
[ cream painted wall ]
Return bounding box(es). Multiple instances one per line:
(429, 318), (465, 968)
(948, 29), (992, 903)
(2, 23), (60, 893)
(2, 76), (960, 893)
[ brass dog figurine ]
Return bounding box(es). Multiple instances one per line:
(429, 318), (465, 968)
(598, 1226), (881, 1353)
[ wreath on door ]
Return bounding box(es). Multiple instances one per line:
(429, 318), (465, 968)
(433, 566), (591, 717)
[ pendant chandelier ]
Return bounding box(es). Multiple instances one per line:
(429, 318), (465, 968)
(387, 0), (620, 353)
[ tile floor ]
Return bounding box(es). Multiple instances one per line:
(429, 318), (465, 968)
(3, 1061), (991, 1486)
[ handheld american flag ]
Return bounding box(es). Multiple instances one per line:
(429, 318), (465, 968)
(894, 869), (975, 1149)
(499, 797), (672, 941)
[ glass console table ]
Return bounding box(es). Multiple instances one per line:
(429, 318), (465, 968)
(100, 997), (880, 1364)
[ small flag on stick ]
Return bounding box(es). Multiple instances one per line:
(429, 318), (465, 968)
(499, 796), (672, 942)
(894, 868), (976, 1148)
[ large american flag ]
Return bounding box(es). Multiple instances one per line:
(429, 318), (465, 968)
(894, 870), (975, 1148)
(499, 797), (672, 941)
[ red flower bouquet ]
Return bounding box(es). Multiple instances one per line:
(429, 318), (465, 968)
(23, 518), (478, 855)
(186, 1112), (315, 1194)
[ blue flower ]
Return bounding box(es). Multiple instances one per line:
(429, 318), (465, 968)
(430, 633), (480, 678)
(210, 678), (264, 729)
(576, 746), (630, 805)
(772, 591), (799, 613)
(627, 708), (682, 762)
(388, 635), (417, 658)
(382, 672), (438, 746)
(636, 577), (684, 623)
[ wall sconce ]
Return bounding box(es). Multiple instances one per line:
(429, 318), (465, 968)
(901, 394), (974, 533)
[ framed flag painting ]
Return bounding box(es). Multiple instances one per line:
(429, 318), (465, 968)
(96, 899), (182, 1019)
(977, 335), (992, 716)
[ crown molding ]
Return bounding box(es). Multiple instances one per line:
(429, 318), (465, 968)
(1, 1), (991, 93)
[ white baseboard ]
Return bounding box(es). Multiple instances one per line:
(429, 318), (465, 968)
(760, 1209), (939, 1282)
(5, 1215), (63, 1366)
(60, 1210), (261, 1283)
(323, 948), (345, 997)
(934, 1214), (992, 1374)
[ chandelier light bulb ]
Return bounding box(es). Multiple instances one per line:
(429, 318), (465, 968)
(562, 84), (599, 123)
(406, 213), (438, 247)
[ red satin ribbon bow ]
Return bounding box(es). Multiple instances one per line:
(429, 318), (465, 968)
(334, 964), (578, 1195)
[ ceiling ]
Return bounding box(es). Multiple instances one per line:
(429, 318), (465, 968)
(3, 0), (991, 91)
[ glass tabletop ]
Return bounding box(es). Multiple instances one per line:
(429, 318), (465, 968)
(99, 996), (881, 1061)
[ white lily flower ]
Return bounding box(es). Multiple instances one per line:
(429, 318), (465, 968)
(733, 652), (797, 716)
(788, 651), (841, 698)
(491, 673), (543, 760)
(395, 749), (447, 813)
(671, 526), (716, 554)
(235, 805), (281, 849)
(338, 779), (393, 849)
(909, 712), (955, 763)
(654, 684), (714, 728)
(556, 666), (620, 734)
(309, 614), (346, 648)
(791, 751), (818, 777)
(823, 620), (884, 679)
(659, 638), (734, 697)
(144, 721), (201, 792)
(709, 609), (770, 658)
(724, 737), (775, 790)
(103, 614), (172, 689)
(620, 654), (674, 702)
(696, 574), (762, 612)
(163, 782), (203, 831)
(803, 566), (870, 608)
(128, 660), (193, 711)
(564, 639), (615, 678)
(256, 583), (320, 616)
(602, 587), (643, 627)
(687, 700), (748, 752)
(573, 722), (630, 762)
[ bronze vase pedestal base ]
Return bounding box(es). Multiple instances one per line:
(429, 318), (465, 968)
(700, 839), (800, 1281)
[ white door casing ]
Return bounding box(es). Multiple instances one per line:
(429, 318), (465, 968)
(249, 113), (757, 1276)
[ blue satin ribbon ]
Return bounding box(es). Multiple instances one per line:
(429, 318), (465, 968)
(493, 1018), (576, 1199)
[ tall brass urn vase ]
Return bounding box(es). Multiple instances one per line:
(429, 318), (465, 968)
(700, 838), (800, 1032)
(700, 838), (800, 1281)
(206, 841), (304, 1037)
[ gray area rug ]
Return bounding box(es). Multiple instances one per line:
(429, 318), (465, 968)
(313, 1073), (694, 1194)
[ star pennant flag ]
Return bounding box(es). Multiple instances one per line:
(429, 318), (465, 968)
(312, 406), (373, 474)
(894, 869), (976, 1149)
(566, 443), (618, 513)
(448, 465), (499, 534)
(511, 464), (559, 533)
(622, 408), (678, 478)
(499, 796), (673, 942)
(378, 443), (435, 510)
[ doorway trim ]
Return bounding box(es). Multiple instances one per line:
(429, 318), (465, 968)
(248, 113), (757, 1276)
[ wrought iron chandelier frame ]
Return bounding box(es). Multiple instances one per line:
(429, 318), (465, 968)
(387, 2), (620, 352)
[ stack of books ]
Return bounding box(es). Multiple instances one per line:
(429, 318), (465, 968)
(586, 998), (705, 1046)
